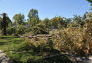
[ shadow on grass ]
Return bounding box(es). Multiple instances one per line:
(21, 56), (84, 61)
(12, 40), (23, 44)
(27, 54), (73, 63)
(6, 43), (73, 63)
(0, 36), (17, 40)
(0, 42), (9, 45)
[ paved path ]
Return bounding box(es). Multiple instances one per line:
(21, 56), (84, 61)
(0, 50), (11, 63)
(73, 56), (92, 63)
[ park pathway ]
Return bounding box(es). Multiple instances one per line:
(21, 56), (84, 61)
(80, 56), (92, 63)
(72, 56), (92, 63)
(0, 50), (11, 63)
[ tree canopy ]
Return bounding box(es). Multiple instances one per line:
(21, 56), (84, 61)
(28, 9), (39, 26)
(13, 14), (25, 25)
(0, 13), (11, 35)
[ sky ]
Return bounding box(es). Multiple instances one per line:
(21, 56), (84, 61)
(0, 0), (91, 19)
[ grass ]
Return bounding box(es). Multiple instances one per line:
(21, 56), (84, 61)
(0, 36), (43, 63)
(0, 36), (24, 51)
(0, 35), (72, 63)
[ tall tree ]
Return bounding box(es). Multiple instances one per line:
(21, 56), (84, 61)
(13, 14), (25, 25)
(0, 13), (11, 35)
(28, 9), (39, 26)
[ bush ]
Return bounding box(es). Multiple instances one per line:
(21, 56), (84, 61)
(31, 23), (49, 35)
(50, 28), (86, 55)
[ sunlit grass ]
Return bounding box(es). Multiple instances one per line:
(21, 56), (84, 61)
(0, 36), (24, 51)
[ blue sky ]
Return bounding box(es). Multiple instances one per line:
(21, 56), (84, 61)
(0, 0), (90, 19)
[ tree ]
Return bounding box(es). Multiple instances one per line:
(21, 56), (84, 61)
(0, 13), (11, 35)
(31, 22), (49, 35)
(13, 14), (25, 25)
(28, 9), (39, 26)
(82, 12), (88, 20)
(50, 16), (64, 29)
(64, 18), (72, 24)
(86, 0), (92, 7)
(86, 0), (92, 3)
(82, 12), (92, 54)
(72, 15), (85, 27)
(43, 18), (51, 29)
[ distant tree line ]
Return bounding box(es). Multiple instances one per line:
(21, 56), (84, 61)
(0, 9), (91, 35)
(0, 0), (92, 36)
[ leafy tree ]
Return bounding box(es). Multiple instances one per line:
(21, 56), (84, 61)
(7, 26), (16, 35)
(16, 25), (26, 35)
(82, 12), (92, 54)
(28, 9), (39, 26)
(13, 14), (25, 25)
(72, 15), (85, 27)
(50, 16), (64, 29)
(12, 14), (26, 35)
(82, 12), (88, 20)
(86, 0), (92, 8)
(73, 15), (82, 23)
(64, 18), (72, 24)
(86, 12), (92, 19)
(43, 18), (51, 29)
(86, 0), (92, 3)
(31, 22), (49, 35)
(0, 13), (11, 35)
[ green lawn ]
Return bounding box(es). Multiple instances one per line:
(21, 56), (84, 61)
(0, 36), (72, 63)
(0, 36), (42, 63)
(0, 36), (24, 51)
